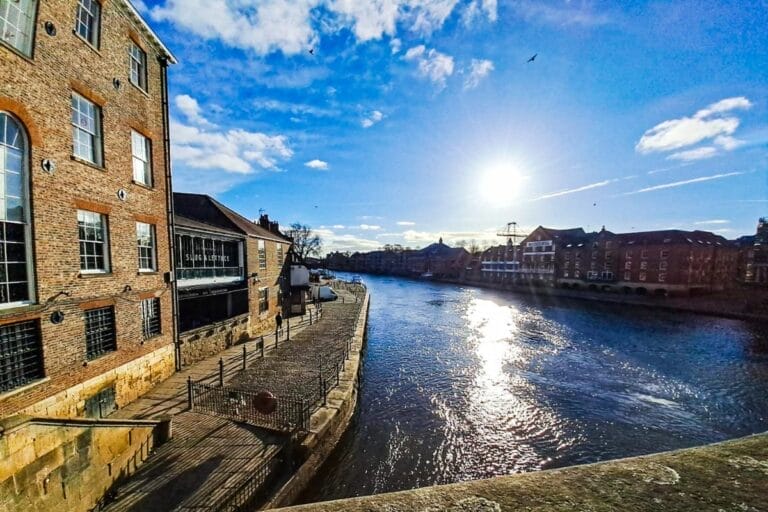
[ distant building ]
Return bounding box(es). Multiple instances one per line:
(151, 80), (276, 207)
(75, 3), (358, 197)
(738, 217), (768, 285)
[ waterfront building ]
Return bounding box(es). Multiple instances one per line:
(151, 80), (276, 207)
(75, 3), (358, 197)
(402, 238), (470, 278)
(0, 0), (176, 418)
(517, 226), (586, 286)
(738, 218), (768, 285)
(172, 193), (292, 365)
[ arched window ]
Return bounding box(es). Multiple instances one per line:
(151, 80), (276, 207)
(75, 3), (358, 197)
(0, 113), (32, 305)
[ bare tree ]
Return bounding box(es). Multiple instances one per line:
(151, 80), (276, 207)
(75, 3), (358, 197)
(286, 223), (322, 260)
(467, 239), (482, 255)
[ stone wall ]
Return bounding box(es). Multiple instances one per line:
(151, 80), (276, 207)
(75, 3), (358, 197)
(0, 415), (163, 512)
(178, 314), (250, 367)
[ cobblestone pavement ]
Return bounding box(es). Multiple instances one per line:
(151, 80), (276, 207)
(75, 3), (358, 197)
(102, 294), (363, 512)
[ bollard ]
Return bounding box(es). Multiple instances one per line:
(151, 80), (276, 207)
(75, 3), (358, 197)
(242, 345), (247, 371)
(275, 327), (279, 349)
(286, 318), (290, 341)
(218, 358), (224, 387)
(321, 374), (327, 406)
(260, 336), (265, 357)
(309, 310), (313, 325)
(187, 376), (193, 410)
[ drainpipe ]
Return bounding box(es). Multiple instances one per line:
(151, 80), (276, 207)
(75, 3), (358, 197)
(159, 56), (182, 372)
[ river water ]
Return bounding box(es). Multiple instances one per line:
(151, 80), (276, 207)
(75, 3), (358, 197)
(300, 273), (768, 503)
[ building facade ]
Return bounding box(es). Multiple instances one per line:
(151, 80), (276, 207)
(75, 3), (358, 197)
(173, 194), (291, 365)
(0, 0), (177, 418)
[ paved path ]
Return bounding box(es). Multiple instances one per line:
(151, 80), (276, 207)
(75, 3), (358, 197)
(103, 304), (328, 512)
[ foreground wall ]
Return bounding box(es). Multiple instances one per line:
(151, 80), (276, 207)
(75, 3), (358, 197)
(277, 432), (768, 512)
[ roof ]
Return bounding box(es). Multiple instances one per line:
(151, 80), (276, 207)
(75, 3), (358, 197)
(616, 229), (730, 247)
(175, 215), (244, 238)
(416, 242), (469, 258)
(120, 0), (178, 63)
(173, 193), (291, 243)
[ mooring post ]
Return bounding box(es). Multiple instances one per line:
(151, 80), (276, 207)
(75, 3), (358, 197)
(260, 336), (265, 357)
(275, 327), (279, 349)
(218, 358), (224, 387)
(286, 318), (290, 341)
(187, 376), (193, 410)
(309, 310), (313, 325)
(242, 345), (247, 370)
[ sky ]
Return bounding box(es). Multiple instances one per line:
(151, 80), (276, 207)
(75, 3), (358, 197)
(133, 0), (768, 254)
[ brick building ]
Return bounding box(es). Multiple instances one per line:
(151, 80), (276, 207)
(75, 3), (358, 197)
(0, 0), (177, 418)
(173, 193), (291, 365)
(739, 217), (768, 285)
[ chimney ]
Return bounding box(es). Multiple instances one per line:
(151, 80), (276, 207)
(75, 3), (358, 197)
(259, 214), (270, 230)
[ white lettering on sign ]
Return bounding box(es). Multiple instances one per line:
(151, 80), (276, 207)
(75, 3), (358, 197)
(526, 240), (553, 248)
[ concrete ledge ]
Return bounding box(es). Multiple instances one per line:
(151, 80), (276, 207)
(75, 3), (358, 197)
(276, 432), (768, 511)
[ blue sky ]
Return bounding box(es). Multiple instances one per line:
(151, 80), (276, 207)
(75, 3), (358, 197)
(134, 0), (768, 253)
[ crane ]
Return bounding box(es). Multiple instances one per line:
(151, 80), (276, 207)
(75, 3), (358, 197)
(496, 222), (527, 268)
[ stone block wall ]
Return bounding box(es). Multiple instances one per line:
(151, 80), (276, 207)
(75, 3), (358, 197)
(179, 314), (250, 367)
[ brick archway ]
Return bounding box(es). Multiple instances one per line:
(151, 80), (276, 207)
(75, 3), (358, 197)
(0, 97), (42, 147)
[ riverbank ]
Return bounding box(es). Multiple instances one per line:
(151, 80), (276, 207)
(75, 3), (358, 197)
(277, 431), (768, 511)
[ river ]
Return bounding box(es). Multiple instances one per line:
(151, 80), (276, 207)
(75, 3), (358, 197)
(300, 273), (768, 503)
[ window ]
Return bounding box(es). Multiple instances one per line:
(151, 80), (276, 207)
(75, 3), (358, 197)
(563, 271), (569, 277)
(258, 287), (268, 314)
(141, 297), (160, 339)
(0, 113), (32, 305)
(75, 0), (100, 47)
(624, 271), (631, 281)
(71, 93), (102, 165)
(658, 272), (666, 283)
(131, 130), (152, 185)
(639, 272), (647, 282)
(624, 261), (632, 270)
(0, 320), (42, 393)
(640, 261), (648, 270)
(129, 42), (147, 90)
(276, 243), (283, 264)
(660, 250), (669, 259)
(0, 0), (36, 56)
(659, 261), (668, 270)
(625, 251), (632, 259)
(136, 222), (156, 271)
(641, 249), (648, 259)
(85, 306), (116, 359)
(258, 240), (266, 269)
(78, 210), (109, 272)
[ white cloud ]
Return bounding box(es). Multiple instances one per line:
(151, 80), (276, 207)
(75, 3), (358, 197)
(636, 96), (752, 154)
(329, 0), (400, 40)
(130, 0), (149, 14)
(464, 58), (494, 90)
(694, 219), (730, 225)
(462, 0), (497, 25)
(361, 110), (384, 128)
(403, 45), (454, 89)
(625, 171), (744, 195)
(667, 146), (718, 161)
(396, 221), (415, 226)
(714, 135), (745, 150)
(253, 98), (336, 118)
(151, 0), (319, 55)
(406, 0), (460, 35)
(305, 159), (329, 170)
(332, 224), (346, 229)
(390, 37), (402, 54)
(513, 1), (610, 27)
(535, 179), (618, 200)
(175, 94), (216, 128)
(358, 224), (382, 230)
(170, 107), (293, 175)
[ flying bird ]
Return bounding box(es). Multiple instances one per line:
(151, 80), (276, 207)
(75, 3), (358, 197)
(309, 48), (315, 55)
(527, 53), (537, 63)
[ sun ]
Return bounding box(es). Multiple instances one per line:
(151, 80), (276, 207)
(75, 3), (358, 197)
(478, 162), (524, 206)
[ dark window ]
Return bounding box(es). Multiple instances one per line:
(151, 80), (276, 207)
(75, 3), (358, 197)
(141, 297), (160, 339)
(129, 42), (147, 90)
(85, 306), (116, 359)
(0, 320), (42, 393)
(84, 385), (116, 418)
(258, 287), (269, 313)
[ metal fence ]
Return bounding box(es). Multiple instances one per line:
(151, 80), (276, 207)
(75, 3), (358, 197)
(189, 381), (310, 433)
(214, 446), (288, 512)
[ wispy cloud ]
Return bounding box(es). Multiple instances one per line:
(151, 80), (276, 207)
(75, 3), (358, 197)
(403, 45), (455, 89)
(512, 1), (611, 27)
(396, 221), (416, 226)
(636, 97), (752, 158)
(462, 0), (498, 25)
(464, 59), (494, 90)
(625, 171), (744, 195)
(694, 219), (730, 225)
(361, 110), (384, 128)
(667, 146), (718, 161)
(253, 98), (336, 118)
(175, 94), (216, 128)
(358, 224), (382, 231)
(305, 159), (329, 170)
(534, 179), (618, 200)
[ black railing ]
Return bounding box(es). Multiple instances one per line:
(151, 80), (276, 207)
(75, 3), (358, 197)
(189, 381), (310, 433)
(214, 447), (288, 512)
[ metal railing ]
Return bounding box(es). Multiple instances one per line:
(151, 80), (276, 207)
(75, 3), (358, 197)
(214, 447), (288, 512)
(189, 380), (310, 433)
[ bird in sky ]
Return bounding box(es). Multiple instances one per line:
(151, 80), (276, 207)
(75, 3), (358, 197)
(309, 48), (315, 55)
(527, 53), (537, 63)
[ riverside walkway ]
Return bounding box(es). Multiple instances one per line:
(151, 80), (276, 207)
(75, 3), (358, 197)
(103, 287), (364, 512)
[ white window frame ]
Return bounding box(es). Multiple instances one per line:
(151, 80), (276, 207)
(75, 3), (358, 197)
(78, 210), (110, 273)
(71, 93), (102, 165)
(129, 41), (147, 91)
(136, 222), (156, 272)
(75, 0), (100, 48)
(276, 243), (283, 264)
(258, 287), (269, 314)
(0, 0), (37, 56)
(258, 240), (266, 270)
(131, 130), (152, 186)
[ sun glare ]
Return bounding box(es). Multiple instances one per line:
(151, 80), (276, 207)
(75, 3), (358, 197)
(478, 163), (524, 206)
